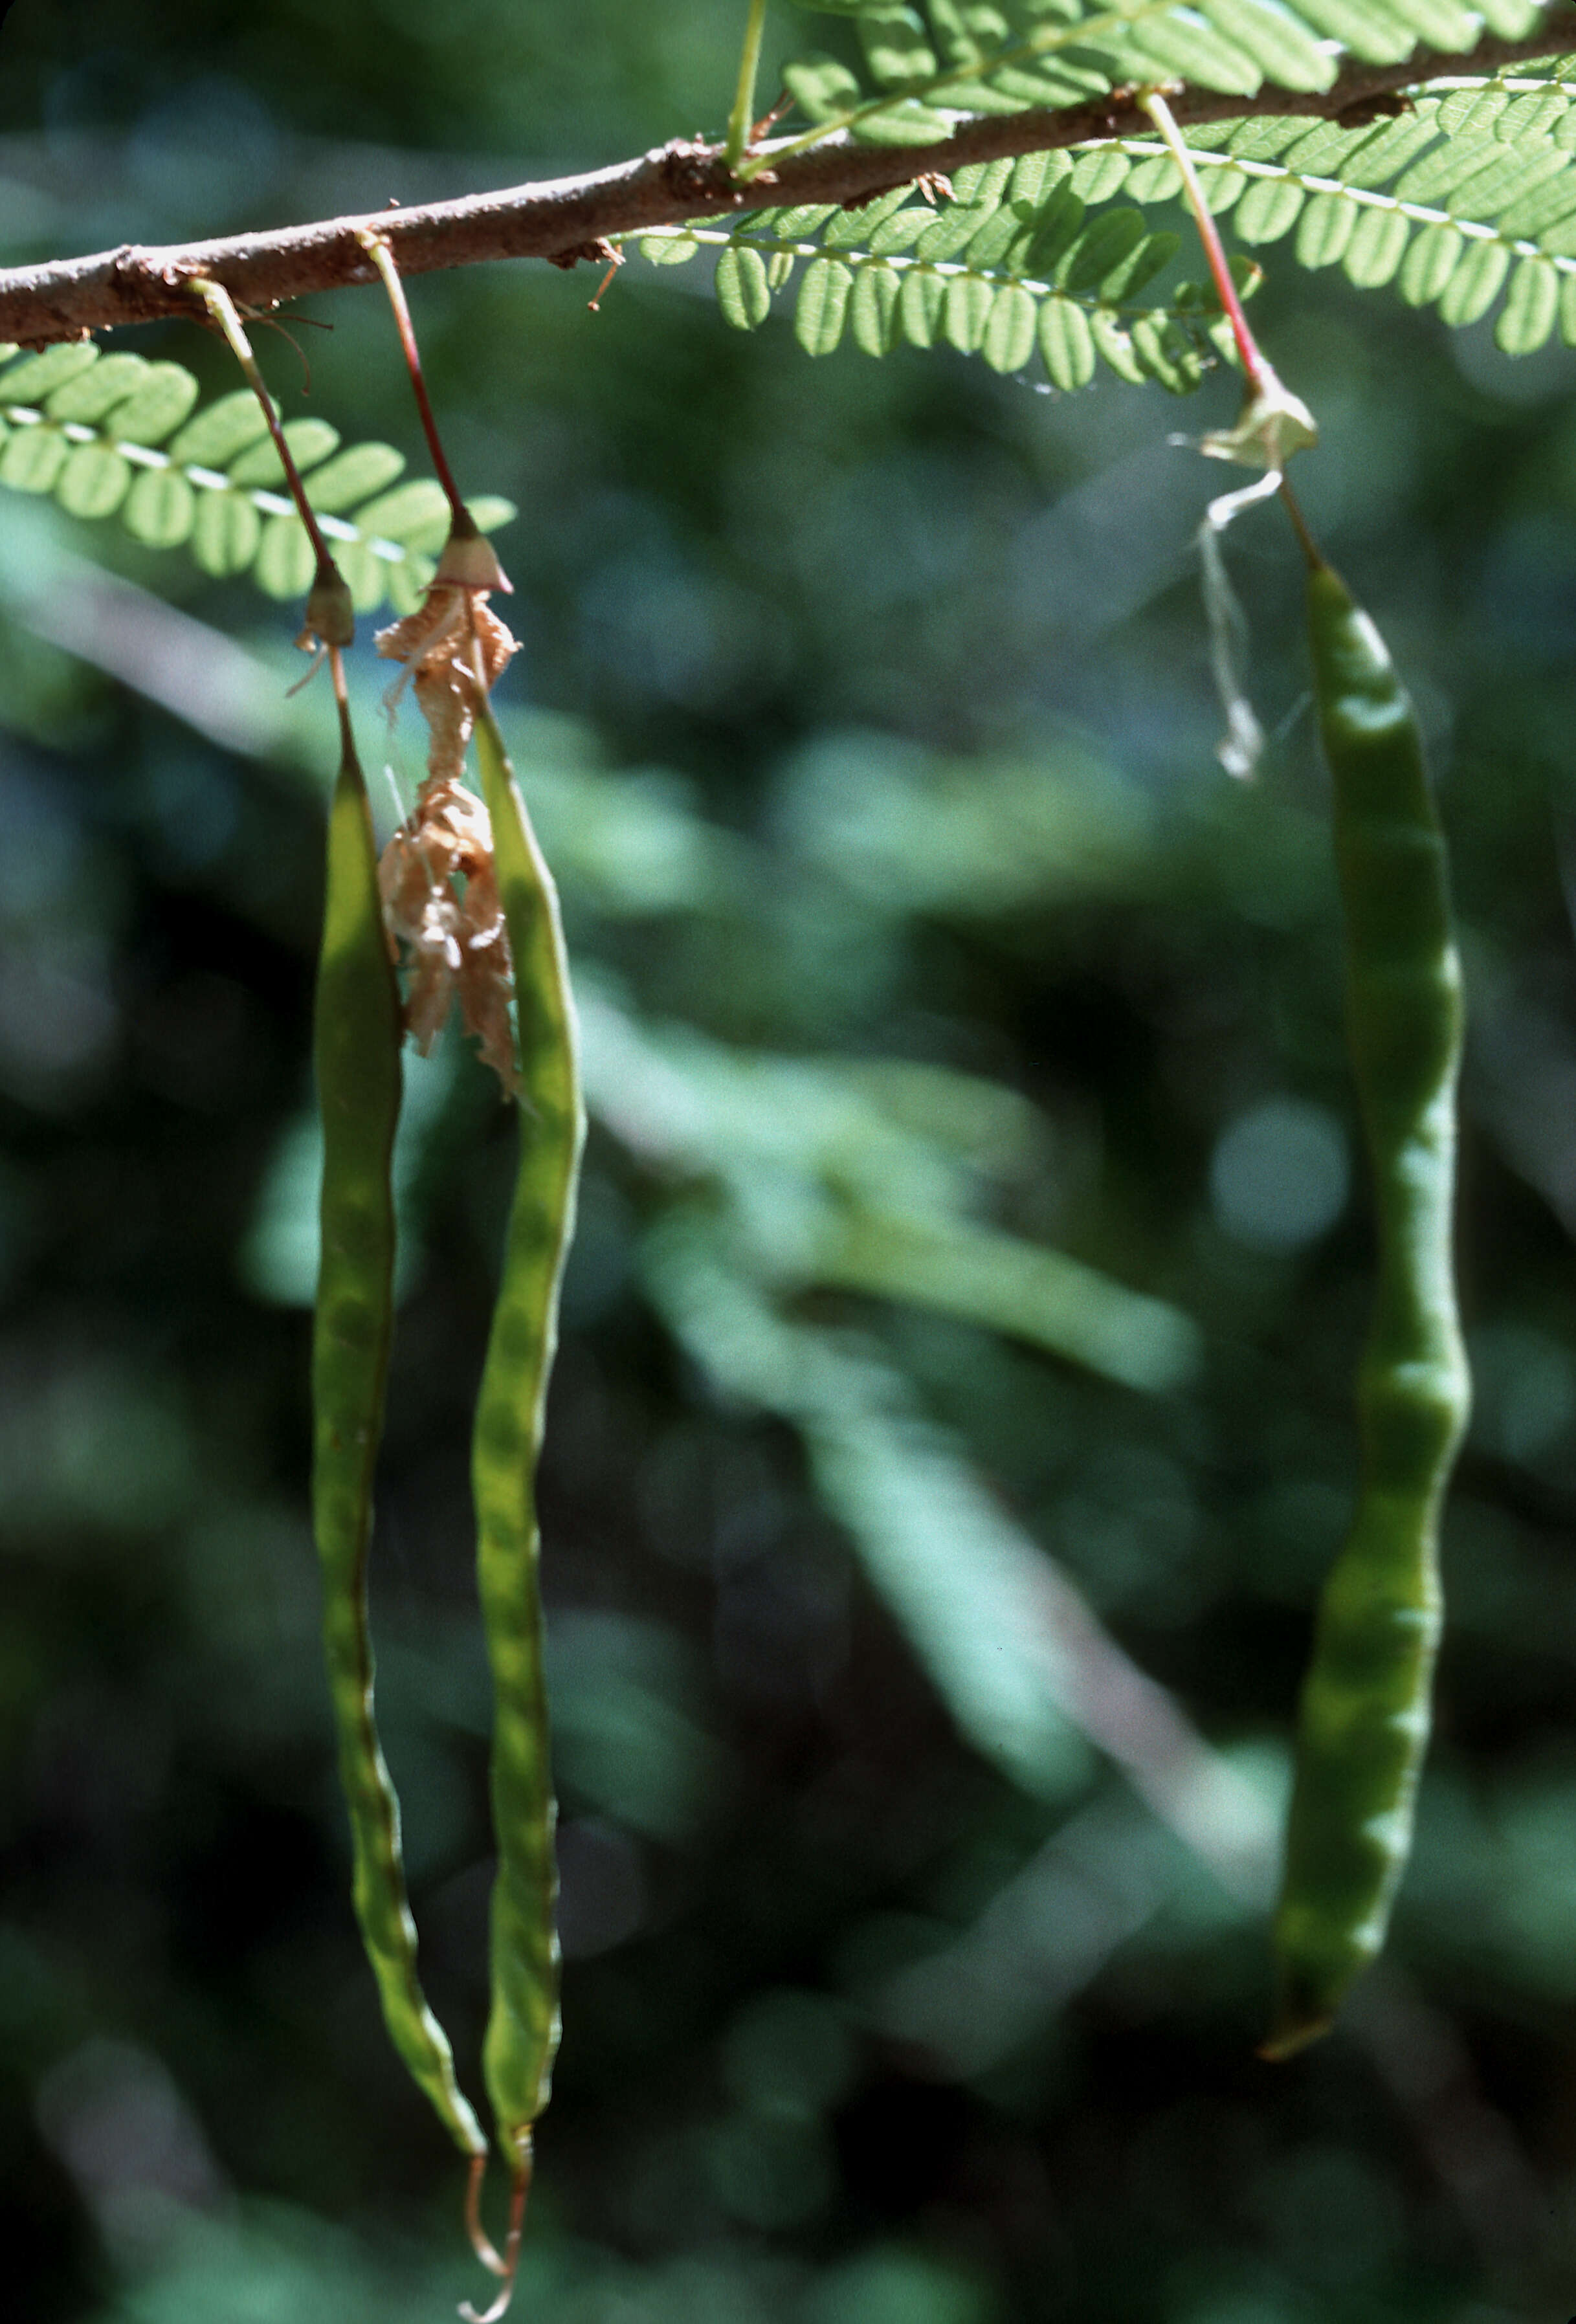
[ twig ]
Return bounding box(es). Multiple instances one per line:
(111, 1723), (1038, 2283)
(458, 2155), (529, 2324)
(355, 228), (466, 521)
(188, 276), (351, 648)
(725, 0), (772, 172)
(4, 23), (1575, 345)
(463, 2153), (509, 2281)
(1141, 87), (1266, 392)
(1279, 474), (1324, 570)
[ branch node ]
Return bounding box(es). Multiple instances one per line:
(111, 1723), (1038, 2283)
(1335, 90), (1414, 128)
(656, 136), (733, 205)
(546, 237), (621, 271)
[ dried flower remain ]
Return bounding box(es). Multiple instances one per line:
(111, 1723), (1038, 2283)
(375, 540), (521, 1092)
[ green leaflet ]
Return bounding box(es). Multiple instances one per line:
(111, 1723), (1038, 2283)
(1439, 236), (1511, 321)
(850, 261), (904, 353)
(900, 265), (946, 346)
(169, 384), (269, 467)
(472, 702), (586, 2160)
(631, 34), (1576, 386)
(1265, 562), (1471, 2059)
(782, 52), (864, 123)
(304, 441), (408, 512)
(1, 343), (101, 402)
(797, 255), (855, 353)
(1061, 206), (1146, 293)
(0, 426), (68, 494)
(228, 414), (342, 488)
(945, 271), (996, 353)
(981, 281), (1038, 370)
(1235, 177), (1307, 243)
(716, 243), (773, 328)
(822, 184), (916, 250)
(859, 6), (938, 87)
(746, 23), (1576, 363)
(1088, 308), (1148, 383)
(0, 346), (514, 614)
(126, 468), (195, 549)
(639, 230), (702, 264)
(1129, 311), (1206, 390)
(1298, 190), (1360, 269)
(255, 509), (319, 601)
(1344, 208), (1412, 289)
(1098, 82), (1576, 353)
(632, 189), (1250, 397)
(1498, 252), (1560, 349)
(311, 723), (485, 2163)
(1070, 149), (1133, 205)
(47, 350), (168, 425)
(766, 0), (1353, 162)
(192, 489), (263, 577)
(1039, 296), (1097, 388)
(55, 443), (132, 522)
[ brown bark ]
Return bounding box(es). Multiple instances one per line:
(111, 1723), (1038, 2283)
(2, 24), (1575, 348)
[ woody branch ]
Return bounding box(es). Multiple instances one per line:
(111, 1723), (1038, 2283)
(2, 24), (1575, 347)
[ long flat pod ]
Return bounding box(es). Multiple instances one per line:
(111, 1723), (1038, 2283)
(471, 699), (584, 2167)
(1264, 559), (1471, 2058)
(312, 727), (485, 2160)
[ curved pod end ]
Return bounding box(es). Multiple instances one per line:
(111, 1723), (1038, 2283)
(1258, 2009), (1335, 2064)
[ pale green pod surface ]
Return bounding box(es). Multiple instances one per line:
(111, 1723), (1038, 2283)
(472, 703), (585, 2161)
(1264, 564), (1471, 2059)
(313, 745), (485, 2158)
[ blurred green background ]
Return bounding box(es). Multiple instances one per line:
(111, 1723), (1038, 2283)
(4, 5), (1576, 2321)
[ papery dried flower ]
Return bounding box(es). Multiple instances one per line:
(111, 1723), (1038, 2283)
(378, 776), (519, 1092)
(374, 531), (524, 1093)
(376, 587), (518, 788)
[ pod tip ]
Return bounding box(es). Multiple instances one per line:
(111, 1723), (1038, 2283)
(1258, 2013), (1333, 2063)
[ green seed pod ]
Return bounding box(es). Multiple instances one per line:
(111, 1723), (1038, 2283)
(1263, 560), (1471, 2060)
(471, 700), (585, 2163)
(312, 729), (485, 2158)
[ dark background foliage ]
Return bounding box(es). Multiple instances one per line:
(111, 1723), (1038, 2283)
(4, 5), (1576, 2322)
